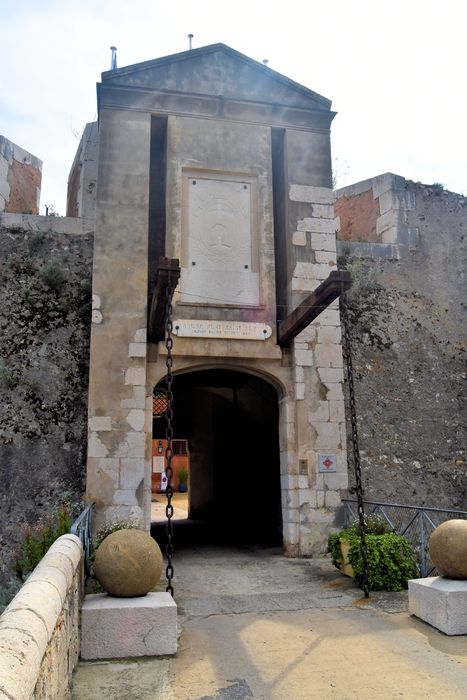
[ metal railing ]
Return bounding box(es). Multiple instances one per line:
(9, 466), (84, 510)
(70, 503), (94, 575)
(342, 499), (467, 577)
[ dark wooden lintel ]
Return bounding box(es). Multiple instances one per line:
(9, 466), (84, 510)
(148, 257), (181, 342)
(277, 270), (351, 347)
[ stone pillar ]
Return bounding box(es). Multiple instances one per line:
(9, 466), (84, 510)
(86, 109), (151, 532)
(286, 174), (348, 554)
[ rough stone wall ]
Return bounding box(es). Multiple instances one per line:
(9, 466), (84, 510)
(66, 122), (98, 233)
(0, 216), (92, 584)
(0, 136), (42, 214)
(336, 176), (466, 509)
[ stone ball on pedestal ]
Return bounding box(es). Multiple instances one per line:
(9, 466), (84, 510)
(429, 519), (467, 580)
(94, 529), (163, 597)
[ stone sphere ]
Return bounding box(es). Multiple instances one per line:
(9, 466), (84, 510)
(429, 520), (467, 580)
(94, 529), (163, 597)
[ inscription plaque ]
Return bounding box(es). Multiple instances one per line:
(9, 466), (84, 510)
(181, 174), (259, 306)
(173, 320), (272, 340)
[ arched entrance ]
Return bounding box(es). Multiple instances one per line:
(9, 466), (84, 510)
(151, 368), (282, 548)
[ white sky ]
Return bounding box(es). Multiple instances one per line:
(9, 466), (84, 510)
(1, 0), (466, 214)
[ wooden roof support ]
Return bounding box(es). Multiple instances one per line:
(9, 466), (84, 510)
(277, 270), (351, 347)
(148, 257), (181, 342)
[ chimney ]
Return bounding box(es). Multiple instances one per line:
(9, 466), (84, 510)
(188, 34), (194, 50)
(110, 46), (117, 70)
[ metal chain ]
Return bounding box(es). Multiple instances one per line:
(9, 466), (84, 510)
(164, 285), (175, 596)
(340, 293), (369, 598)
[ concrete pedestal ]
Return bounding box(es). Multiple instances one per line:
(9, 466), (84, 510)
(408, 576), (467, 636)
(81, 592), (177, 659)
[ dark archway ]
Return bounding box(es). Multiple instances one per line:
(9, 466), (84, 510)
(152, 368), (282, 548)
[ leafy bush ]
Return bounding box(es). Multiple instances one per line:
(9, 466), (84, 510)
(40, 262), (66, 290)
(327, 515), (418, 591)
(348, 533), (419, 591)
(14, 507), (72, 580)
(178, 467), (188, 485)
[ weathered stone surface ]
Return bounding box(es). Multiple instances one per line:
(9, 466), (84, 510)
(80, 592), (177, 659)
(429, 520), (467, 579)
(337, 179), (466, 510)
(409, 576), (467, 635)
(94, 529), (163, 597)
(0, 223), (92, 585)
(0, 535), (83, 699)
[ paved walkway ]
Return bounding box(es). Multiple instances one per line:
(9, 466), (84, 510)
(72, 546), (467, 699)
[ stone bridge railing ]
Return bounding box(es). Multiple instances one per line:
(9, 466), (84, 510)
(0, 534), (83, 700)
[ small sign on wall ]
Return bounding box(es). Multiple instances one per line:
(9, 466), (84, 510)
(318, 454), (337, 472)
(152, 456), (165, 474)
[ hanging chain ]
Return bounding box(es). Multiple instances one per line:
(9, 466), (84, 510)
(340, 293), (369, 598)
(164, 284), (175, 596)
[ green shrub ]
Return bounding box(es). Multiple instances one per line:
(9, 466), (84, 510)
(28, 232), (45, 251)
(327, 516), (418, 591)
(14, 506), (72, 579)
(40, 262), (66, 290)
(348, 533), (419, 591)
(8, 253), (34, 275)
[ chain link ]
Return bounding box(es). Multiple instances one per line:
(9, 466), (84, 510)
(340, 293), (369, 598)
(165, 285), (175, 596)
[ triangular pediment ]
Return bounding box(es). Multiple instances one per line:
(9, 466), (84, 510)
(101, 44), (331, 111)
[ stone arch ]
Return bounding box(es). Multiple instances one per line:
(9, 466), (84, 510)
(151, 365), (284, 547)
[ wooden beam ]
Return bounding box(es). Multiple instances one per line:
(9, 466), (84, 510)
(148, 257), (181, 342)
(277, 270), (351, 347)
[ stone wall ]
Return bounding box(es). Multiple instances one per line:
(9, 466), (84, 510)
(0, 534), (83, 700)
(335, 175), (466, 509)
(0, 136), (42, 215)
(0, 215), (92, 585)
(66, 122), (98, 233)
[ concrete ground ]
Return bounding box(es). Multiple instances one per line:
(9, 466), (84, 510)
(151, 492), (189, 522)
(72, 546), (467, 700)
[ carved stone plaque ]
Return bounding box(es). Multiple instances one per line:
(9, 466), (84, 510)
(173, 320), (272, 340)
(181, 174), (259, 306)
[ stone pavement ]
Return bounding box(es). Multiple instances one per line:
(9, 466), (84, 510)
(72, 546), (467, 699)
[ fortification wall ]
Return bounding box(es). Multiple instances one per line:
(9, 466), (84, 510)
(0, 137), (42, 215)
(0, 215), (92, 586)
(336, 176), (466, 508)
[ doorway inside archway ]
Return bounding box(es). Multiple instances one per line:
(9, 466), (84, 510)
(151, 368), (282, 548)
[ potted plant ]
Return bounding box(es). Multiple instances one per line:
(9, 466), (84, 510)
(327, 514), (419, 592)
(177, 467), (188, 493)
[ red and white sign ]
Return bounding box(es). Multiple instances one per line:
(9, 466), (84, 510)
(318, 454), (337, 472)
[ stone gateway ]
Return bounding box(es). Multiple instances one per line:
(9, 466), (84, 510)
(77, 43), (348, 555)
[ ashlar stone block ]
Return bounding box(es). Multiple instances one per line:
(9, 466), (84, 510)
(408, 577), (467, 635)
(289, 184), (335, 204)
(81, 592), (177, 659)
(292, 230), (307, 246)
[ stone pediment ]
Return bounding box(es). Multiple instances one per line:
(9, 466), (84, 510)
(101, 43), (331, 112)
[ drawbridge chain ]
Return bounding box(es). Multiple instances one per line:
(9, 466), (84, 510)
(164, 284), (175, 596)
(340, 293), (370, 598)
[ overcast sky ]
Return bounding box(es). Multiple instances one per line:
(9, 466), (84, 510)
(1, 0), (465, 214)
